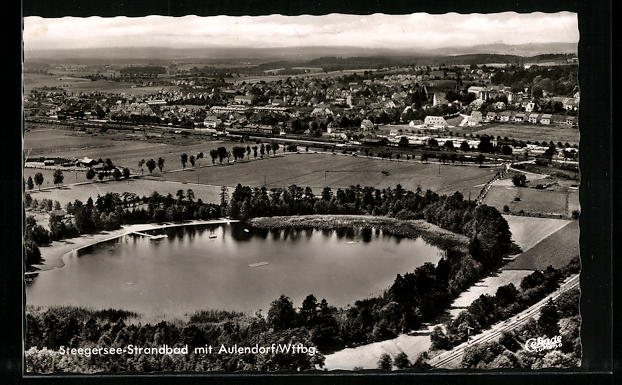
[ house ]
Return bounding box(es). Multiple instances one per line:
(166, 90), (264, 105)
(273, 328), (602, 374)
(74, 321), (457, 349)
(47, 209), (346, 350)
(360, 119), (375, 131)
(327, 121), (341, 134)
(513, 113), (525, 123)
(310, 106), (334, 118)
(565, 116), (578, 127)
(525, 102), (537, 113)
(433, 92), (448, 106)
(467, 86), (490, 100)
(562, 97), (579, 111)
(485, 112), (498, 122)
(494, 101), (506, 110)
(551, 114), (567, 125)
(540, 114), (552, 125)
(76, 157), (97, 167)
(234, 94), (257, 105)
(528, 113), (539, 124)
(468, 111), (483, 126)
(499, 111), (512, 122)
(203, 115), (222, 128)
(424, 115), (448, 129)
(429, 70), (445, 79)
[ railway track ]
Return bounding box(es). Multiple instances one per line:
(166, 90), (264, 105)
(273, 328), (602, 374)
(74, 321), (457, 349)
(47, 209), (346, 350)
(428, 273), (580, 368)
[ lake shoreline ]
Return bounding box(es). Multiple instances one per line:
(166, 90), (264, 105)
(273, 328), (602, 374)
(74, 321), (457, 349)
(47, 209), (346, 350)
(247, 215), (470, 252)
(28, 218), (239, 275)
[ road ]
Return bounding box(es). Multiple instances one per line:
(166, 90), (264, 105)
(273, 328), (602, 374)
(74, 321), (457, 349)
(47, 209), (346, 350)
(427, 273), (580, 369)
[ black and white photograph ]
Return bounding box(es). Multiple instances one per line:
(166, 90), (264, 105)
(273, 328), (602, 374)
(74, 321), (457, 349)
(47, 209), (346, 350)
(21, 10), (589, 374)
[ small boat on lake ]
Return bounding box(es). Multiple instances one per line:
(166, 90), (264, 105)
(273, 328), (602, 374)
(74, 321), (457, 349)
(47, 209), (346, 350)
(248, 261), (269, 268)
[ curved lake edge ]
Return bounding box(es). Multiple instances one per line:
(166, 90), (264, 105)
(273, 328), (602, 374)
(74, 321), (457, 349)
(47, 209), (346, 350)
(27, 219), (240, 275)
(247, 215), (470, 252)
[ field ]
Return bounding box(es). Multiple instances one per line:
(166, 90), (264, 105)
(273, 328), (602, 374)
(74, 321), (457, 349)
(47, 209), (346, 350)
(24, 167), (91, 186)
(26, 179), (222, 207)
(158, 153), (501, 198)
(24, 125), (242, 174)
(484, 184), (579, 217)
(473, 123), (580, 144)
(502, 215), (571, 252)
(24, 73), (179, 96)
(503, 221), (579, 270)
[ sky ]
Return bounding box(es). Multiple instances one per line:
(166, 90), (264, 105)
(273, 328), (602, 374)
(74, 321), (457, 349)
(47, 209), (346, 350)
(23, 12), (578, 51)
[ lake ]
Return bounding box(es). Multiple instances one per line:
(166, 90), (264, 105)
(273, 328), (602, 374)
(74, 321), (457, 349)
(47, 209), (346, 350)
(26, 223), (444, 317)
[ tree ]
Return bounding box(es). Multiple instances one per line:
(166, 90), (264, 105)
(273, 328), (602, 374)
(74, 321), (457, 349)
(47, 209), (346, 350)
(86, 168), (95, 182)
(394, 352), (411, 369)
(217, 147), (227, 164)
(186, 189), (195, 202)
(113, 168), (122, 180)
(398, 136), (409, 148)
(538, 298), (560, 338)
(98, 171), (105, 182)
(246, 146), (251, 159)
(300, 294), (319, 326)
(138, 159), (145, 174)
(501, 145), (513, 155)
(157, 157), (165, 173)
(209, 149), (218, 164)
(512, 174), (527, 187)
(430, 325), (451, 350)
(189, 155), (195, 167)
(476, 154), (485, 166)
(180, 153), (188, 168)
(267, 295), (298, 331)
(220, 186), (229, 208)
(252, 146), (258, 159)
(146, 159), (156, 174)
(266, 144), (272, 157)
(444, 140), (455, 150)
(478, 136), (494, 153)
(53, 170), (64, 187)
(459, 140), (470, 151)
(260, 144), (265, 158)
(27, 176), (34, 190)
(122, 168), (130, 179)
(378, 353), (393, 370)
(101, 158), (112, 170)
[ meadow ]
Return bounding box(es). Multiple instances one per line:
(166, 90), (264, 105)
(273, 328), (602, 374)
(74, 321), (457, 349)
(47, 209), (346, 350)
(483, 185), (579, 218)
(503, 221), (579, 270)
(158, 152), (501, 198)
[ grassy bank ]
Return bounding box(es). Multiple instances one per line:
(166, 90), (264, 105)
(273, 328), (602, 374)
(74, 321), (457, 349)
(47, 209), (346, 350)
(247, 215), (469, 252)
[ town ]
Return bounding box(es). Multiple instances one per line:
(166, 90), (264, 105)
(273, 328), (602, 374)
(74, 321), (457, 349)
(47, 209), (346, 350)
(23, 12), (582, 375)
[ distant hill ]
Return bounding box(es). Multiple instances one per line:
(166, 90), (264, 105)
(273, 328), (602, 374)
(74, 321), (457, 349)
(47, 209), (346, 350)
(25, 42), (576, 63)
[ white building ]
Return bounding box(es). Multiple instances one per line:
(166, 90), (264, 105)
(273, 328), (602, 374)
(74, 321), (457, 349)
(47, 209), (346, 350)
(424, 115), (448, 129)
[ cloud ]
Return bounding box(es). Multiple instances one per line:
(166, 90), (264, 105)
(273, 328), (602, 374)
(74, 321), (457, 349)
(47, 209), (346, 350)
(23, 12), (578, 51)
